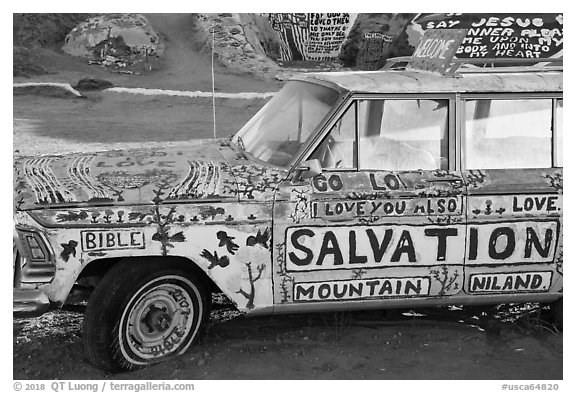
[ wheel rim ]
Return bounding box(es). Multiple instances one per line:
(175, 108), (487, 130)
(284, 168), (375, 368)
(119, 276), (202, 363)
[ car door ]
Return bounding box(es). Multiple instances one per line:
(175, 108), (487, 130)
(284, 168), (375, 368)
(461, 95), (563, 299)
(272, 95), (468, 312)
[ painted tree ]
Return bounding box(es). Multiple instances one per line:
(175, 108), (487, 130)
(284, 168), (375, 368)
(236, 262), (266, 309)
(430, 265), (460, 296)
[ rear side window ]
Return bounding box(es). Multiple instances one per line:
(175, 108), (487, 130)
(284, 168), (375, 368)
(463, 98), (561, 169)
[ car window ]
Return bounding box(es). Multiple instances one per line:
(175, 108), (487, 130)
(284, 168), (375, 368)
(309, 103), (356, 169)
(463, 99), (553, 169)
(358, 99), (449, 171)
(235, 81), (339, 167)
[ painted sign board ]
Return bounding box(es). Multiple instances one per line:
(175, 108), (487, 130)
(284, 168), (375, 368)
(294, 276), (431, 301)
(469, 271), (553, 294)
(407, 28), (467, 75)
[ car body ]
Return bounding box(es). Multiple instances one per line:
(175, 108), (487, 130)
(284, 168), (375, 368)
(13, 63), (563, 370)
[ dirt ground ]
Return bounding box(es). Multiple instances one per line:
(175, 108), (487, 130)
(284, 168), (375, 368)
(13, 299), (563, 380)
(13, 14), (563, 380)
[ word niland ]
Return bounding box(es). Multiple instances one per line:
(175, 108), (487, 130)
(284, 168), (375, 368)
(286, 221), (557, 270)
(469, 272), (552, 293)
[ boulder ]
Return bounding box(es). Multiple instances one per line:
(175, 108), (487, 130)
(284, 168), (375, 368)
(62, 14), (160, 60)
(74, 78), (114, 91)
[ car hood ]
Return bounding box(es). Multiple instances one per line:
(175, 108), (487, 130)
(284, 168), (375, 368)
(14, 140), (289, 211)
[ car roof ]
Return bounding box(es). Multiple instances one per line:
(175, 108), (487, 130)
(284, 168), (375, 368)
(292, 67), (563, 95)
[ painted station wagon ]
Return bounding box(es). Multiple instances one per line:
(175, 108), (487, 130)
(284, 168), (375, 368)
(13, 60), (563, 371)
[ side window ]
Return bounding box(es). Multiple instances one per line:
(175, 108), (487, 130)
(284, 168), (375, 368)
(463, 99), (553, 169)
(310, 103), (356, 169)
(358, 99), (449, 171)
(555, 99), (563, 167)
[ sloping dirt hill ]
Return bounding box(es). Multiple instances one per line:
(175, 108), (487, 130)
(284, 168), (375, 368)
(13, 13), (282, 93)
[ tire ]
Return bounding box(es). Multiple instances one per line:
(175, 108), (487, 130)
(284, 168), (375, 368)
(550, 297), (563, 330)
(83, 258), (210, 371)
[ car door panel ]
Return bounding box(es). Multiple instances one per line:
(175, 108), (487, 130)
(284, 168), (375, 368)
(463, 168), (563, 296)
(272, 169), (467, 309)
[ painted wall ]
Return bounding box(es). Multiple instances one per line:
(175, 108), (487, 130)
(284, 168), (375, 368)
(266, 13), (358, 62)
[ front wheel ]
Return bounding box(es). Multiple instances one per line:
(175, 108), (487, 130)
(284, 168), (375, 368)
(83, 259), (210, 371)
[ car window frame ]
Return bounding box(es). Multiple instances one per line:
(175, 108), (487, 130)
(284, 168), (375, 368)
(300, 93), (457, 172)
(458, 92), (563, 171)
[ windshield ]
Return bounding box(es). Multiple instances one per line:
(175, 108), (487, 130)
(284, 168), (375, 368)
(233, 81), (340, 167)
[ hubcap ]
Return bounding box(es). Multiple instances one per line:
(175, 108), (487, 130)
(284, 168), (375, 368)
(123, 280), (196, 360)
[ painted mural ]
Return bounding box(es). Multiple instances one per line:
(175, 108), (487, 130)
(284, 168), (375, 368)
(267, 13), (358, 62)
(407, 13), (563, 60)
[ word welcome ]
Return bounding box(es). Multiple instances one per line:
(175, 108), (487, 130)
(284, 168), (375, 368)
(294, 277), (431, 301)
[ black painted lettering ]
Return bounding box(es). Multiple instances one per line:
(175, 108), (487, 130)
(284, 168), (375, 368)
(366, 280), (379, 295)
(502, 275), (514, 291)
(328, 174), (343, 191)
(369, 173), (386, 190)
(313, 175), (328, 191)
(130, 232), (142, 247)
(447, 198), (457, 212)
(378, 280), (393, 295)
(547, 196), (558, 211)
(524, 227), (553, 259)
(106, 232), (115, 248)
(335, 203), (344, 215)
(85, 232), (96, 250)
(413, 204), (426, 214)
(117, 233), (128, 247)
(318, 284), (331, 299)
(437, 198), (446, 213)
(468, 227), (478, 260)
(534, 197), (546, 210)
(289, 229), (315, 266)
(366, 228), (393, 262)
(488, 227), (515, 260)
(317, 231), (343, 266)
(349, 282), (362, 297)
(295, 285), (314, 300)
(471, 276), (486, 291)
(349, 231), (368, 264)
(530, 274), (543, 289)
(489, 276), (501, 290)
(512, 197), (523, 212)
(333, 283), (348, 298)
(356, 201), (366, 216)
(514, 274), (530, 290)
(524, 197), (534, 211)
(391, 230), (416, 262)
(405, 279), (422, 295)
(424, 227), (458, 261)
(384, 174), (400, 190)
